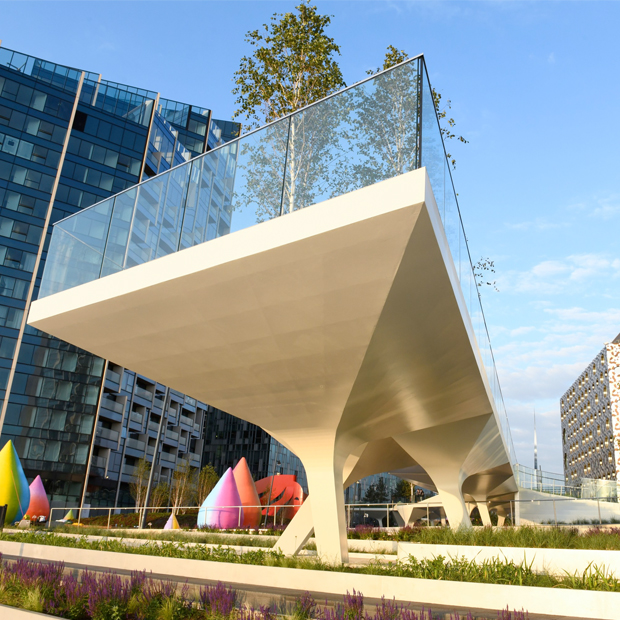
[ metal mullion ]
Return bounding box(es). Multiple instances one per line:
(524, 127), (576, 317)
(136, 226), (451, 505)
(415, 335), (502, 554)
(278, 116), (292, 217)
(77, 358), (109, 523)
(114, 372), (138, 507)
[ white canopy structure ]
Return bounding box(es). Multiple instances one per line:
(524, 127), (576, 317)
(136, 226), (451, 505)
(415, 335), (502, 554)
(29, 56), (516, 563)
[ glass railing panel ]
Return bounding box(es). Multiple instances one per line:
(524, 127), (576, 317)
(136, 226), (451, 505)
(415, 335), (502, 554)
(101, 187), (135, 277)
(155, 161), (191, 259)
(283, 58), (421, 214)
(39, 198), (114, 297)
(421, 72), (445, 220)
(443, 170), (460, 280)
(229, 117), (291, 231)
(123, 167), (172, 269)
(179, 151), (213, 249)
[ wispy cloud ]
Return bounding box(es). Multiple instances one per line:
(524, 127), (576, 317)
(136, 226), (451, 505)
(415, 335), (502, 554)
(497, 254), (620, 294)
(505, 217), (569, 231)
(569, 194), (620, 220)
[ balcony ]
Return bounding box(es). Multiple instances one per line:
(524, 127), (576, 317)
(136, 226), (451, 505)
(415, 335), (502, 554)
(165, 429), (179, 442)
(160, 452), (175, 464)
(129, 411), (143, 425)
(97, 427), (119, 443)
(90, 454), (107, 469)
(179, 415), (193, 427)
(134, 386), (153, 401)
(126, 438), (145, 452)
(101, 398), (124, 415)
(106, 369), (121, 385)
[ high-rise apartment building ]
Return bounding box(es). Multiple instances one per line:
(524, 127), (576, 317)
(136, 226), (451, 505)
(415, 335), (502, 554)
(560, 333), (620, 484)
(0, 45), (306, 509)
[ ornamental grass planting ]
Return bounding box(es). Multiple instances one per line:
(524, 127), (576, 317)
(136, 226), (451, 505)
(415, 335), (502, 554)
(0, 555), (528, 620)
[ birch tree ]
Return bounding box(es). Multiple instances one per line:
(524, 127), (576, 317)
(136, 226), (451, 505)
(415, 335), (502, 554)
(170, 462), (197, 515)
(232, 1), (346, 220)
(129, 458), (151, 511)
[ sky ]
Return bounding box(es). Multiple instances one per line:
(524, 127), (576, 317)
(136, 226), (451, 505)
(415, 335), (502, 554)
(2, 0), (619, 473)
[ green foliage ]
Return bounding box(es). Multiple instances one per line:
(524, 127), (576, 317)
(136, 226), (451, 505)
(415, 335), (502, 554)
(233, 1), (345, 128)
(392, 480), (412, 503)
(129, 458), (151, 509)
(363, 478), (389, 503)
(150, 482), (171, 509)
(196, 464), (219, 505)
(371, 45), (468, 169)
(473, 258), (499, 291)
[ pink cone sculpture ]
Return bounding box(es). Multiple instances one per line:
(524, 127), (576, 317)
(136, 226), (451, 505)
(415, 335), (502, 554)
(233, 457), (261, 528)
(197, 467), (243, 529)
(163, 513), (180, 530)
(26, 475), (50, 521)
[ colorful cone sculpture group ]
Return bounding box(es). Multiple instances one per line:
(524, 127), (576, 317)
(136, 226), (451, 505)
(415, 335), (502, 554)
(26, 475), (50, 521)
(197, 458), (305, 530)
(0, 440), (31, 523)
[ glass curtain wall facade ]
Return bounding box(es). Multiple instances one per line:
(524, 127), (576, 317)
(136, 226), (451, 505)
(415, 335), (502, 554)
(0, 46), (279, 509)
(38, 55), (517, 503)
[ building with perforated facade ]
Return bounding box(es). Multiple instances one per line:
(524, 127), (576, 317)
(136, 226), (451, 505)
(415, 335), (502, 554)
(560, 334), (620, 485)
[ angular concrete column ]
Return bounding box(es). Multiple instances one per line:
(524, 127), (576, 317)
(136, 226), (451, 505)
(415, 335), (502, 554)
(476, 501), (492, 527)
(393, 414), (493, 530)
(274, 498), (314, 556)
(305, 461), (348, 563)
(434, 476), (471, 528)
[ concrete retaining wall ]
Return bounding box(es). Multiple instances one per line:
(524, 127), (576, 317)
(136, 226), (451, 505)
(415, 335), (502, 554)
(398, 541), (620, 577)
(0, 604), (56, 618)
(1, 540), (618, 619)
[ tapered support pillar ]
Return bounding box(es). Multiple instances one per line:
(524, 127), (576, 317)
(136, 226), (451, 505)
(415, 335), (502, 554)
(273, 498), (314, 556)
(476, 501), (492, 527)
(306, 463), (348, 564)
(497, 514), (505, 527)
(434, 479), (470, 529)
(393, 415), (493, 531)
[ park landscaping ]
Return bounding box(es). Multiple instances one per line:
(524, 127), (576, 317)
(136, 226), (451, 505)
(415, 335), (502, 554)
(43, 523), (620, 551)
(1, 531), (619, 592)
(0, 556), (529, 620)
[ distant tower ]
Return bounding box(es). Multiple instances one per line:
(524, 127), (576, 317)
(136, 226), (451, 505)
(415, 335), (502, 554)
(533, 409), (539, 471)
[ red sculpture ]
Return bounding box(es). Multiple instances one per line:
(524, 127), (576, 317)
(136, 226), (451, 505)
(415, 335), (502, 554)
(255, 474), (304, 522)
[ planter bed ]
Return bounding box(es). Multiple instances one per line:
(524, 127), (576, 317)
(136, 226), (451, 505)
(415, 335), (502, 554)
(398, 541), (620, 578)
(1, 539), (618, 619)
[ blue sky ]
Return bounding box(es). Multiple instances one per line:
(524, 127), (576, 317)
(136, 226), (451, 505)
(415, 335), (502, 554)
(2, 1), (619, 473)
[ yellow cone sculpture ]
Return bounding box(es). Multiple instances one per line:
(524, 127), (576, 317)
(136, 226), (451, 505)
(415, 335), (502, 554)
(0, 440), (30, 523)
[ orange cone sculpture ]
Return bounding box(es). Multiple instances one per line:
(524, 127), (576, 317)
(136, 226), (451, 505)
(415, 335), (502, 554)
(26, 475), (50, 521)
(232, 457), (261, 528)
